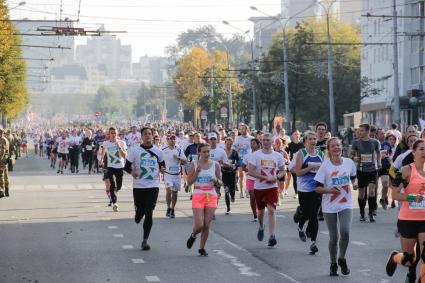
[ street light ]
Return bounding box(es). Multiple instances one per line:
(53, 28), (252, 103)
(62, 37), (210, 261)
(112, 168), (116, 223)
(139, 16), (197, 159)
(317, 0), (337, 134)
(222, 20), (258, 130)
(8, 1), (26, 10)
(250, 2), (316, 132)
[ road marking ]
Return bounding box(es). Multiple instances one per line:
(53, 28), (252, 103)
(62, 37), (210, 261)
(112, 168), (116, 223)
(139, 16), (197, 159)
(277, 215), (286, 218)
(108, 226), (118, 229)
(320, 231), (329, 235)
(113, 234), (124, 238)
(44, 185), (58, 189)
(60, 184), (75, 189)
(131, 258), (145, 264)
(122, 245), (134, 250)
(276, 272), (303, 283)
(13, 185), (25, 190)
(145, 276), (160, 282)
(101, 217), (111, 221)
(94, 184), (105, 189)
(214, 250), (260, 277)
(77, 184), (92, 189)
(26, 184), (42, 189)
(352, 241), (367, 246)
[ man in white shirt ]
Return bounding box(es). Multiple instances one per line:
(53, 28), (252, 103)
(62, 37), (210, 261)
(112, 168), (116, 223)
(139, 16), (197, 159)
(126, 126), (141, 148)
(248, 133), (286, 247)
(68, 129), (82, 174)
(101, 127), (127, 212)
(234, 124), (254, 198)
(56, 132), (69, 174)
(162, 133), (187, 219)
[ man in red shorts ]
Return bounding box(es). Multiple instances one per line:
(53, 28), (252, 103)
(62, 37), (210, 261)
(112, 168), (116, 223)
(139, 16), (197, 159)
(248, 133), (286, 247)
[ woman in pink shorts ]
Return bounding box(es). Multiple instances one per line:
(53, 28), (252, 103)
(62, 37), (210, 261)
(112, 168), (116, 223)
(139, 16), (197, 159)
(243, 138), (262, 222)
(186, 143), (222, 256)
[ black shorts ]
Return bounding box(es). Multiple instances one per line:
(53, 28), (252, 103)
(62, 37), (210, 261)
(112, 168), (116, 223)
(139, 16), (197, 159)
(378, 167), (389, 177)
(357, 171), (377, 188)
(222, 172), (236, 191)
(397, 220), (425, 239)
(133, 188), (159, 213)
(58, 153), (67, 160)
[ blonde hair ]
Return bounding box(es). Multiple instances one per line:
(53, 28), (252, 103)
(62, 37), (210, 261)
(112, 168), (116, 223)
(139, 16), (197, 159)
(326, 137), (341, 158)
(303, 130), (317, 140)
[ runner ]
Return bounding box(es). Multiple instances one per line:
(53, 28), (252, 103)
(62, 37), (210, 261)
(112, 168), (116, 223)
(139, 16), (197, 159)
(222, 136), (240, 215)
(286, 129), (304, 199)
(386, 139), (425, 282)
(81, 130), (96, 174)
(56, 132), (69, 174)
(126, 126), (141, 148)
(68, 129), (82, 174)
(234, 123), (253, 199)
(294, 130), (324, 254)
(186, 143), (222, 256)
(377, 129), (393, 210)
(351, 123), (381, 222)
(162, 133), (187, 219)
(248, 133), (285, 247)
(125, 127), (165, 251)
(101, 127), (127, 212)
(315, 137), (357, 276)
(243, 138), (262, 221)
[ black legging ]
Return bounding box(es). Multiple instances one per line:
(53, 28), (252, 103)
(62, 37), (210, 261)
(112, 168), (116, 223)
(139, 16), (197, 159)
(85, 150), (94, 172)
(291, 173), (298, 194)
(298, 191), (322, 241)
(69, 146), (80, 171)
(107, 168), (124, 204)
(222, 171), (236, 210)
(133, 188), (159, 240)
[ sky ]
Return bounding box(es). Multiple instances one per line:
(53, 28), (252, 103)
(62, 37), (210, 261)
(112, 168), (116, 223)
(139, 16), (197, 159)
(7, 0), (282, 61)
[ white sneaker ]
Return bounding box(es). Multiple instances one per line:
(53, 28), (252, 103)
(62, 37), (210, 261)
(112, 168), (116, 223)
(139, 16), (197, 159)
(112, 203), (118, 212)
(245, 191), (249, 198)
(284, 191), (289, 196)
(240, 192), (244, 199)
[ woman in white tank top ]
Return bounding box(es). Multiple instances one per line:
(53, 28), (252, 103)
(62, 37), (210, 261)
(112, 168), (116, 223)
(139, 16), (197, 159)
(186, 143), (222, 256)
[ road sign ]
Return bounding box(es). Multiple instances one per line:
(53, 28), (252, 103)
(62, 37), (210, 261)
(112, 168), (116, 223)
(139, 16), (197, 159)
(220, 106), (228, 118)
(200, 110), (208, 120)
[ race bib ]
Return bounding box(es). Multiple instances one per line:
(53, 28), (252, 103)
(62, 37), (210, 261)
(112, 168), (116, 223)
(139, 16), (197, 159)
(86, 146), (93, 150)
(191, 154), (198, 161)
(168, 165), (180, 174)
(360, 154), (373, 163)
(409, 200), (425, 210)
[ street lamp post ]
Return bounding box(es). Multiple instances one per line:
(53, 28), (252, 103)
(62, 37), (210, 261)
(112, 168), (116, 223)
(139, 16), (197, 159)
(317, 0), (337, 134)
(222, 21), (258, 130)
(8, 1), (26, 11)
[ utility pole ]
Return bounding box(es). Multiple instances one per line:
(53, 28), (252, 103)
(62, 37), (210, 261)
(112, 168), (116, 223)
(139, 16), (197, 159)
(325, 5), (336, 135)
(393, 0), (401, 124)
(420, 0), (425, 92)
(227, 56), (233, 128)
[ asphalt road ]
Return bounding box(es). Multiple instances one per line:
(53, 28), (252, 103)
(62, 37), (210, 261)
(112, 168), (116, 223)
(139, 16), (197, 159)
(0, 153), (410, 283)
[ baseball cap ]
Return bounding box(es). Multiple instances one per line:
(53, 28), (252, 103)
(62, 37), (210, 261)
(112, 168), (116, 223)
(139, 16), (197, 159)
(208, 132), (217, 139)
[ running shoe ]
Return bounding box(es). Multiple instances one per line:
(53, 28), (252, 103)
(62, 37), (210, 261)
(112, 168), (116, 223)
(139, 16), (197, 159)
(0, 191), (4, 199)
(240, 192), (244, 199)
(360, 215), (366, 222)
(257, 225), (265, 241)
(141, 240), (151, 251)
(391, 200), (396, 208)
(231, 196), (235, 203)
(5, 188), (9, 197)
(318, 214), (324, 221)
(57, 169), (60, 174)
(166, 208), (171, 218)
(298, 229), (307, 242)
(225, 209), (230, 215)
(330, 263), (338, 276)
(372, 209), (377, 216)
(198, 248), (208, 256)
(186, 233), (196, 249)
(309, 243), (319, 255)
(369, 214), (375, 223)
(268, 235), (277, 247)
(245, 191), (249, 198)
(386, 251), (398, 276)
(338, 258), (350, 275)
(293, 193), (298, 199)
(112, 203), (118, 212)
(170, 209), (175, 219)
(380, 199), (388, 210)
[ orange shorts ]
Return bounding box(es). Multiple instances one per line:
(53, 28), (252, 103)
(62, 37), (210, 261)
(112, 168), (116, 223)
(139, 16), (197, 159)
(192, 193), (218, 209)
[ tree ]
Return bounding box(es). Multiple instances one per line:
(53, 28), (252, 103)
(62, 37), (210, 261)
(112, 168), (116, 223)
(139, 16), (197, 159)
(92, 86), (121, 119)
(0, 1), (27, 123)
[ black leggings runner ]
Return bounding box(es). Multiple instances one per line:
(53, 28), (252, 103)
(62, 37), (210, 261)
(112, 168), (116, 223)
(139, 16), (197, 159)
(133, 188), (159, 240)
(107, 167), (124, 204)
(298, 191), (322, 241)
(222, 172), (236, 211)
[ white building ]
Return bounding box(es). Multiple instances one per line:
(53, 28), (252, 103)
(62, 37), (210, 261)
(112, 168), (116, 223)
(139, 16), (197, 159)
(361, 0), (424, 129)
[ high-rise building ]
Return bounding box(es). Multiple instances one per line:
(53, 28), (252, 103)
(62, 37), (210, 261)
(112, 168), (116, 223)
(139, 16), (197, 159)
(132, 55), (169, 84)
(360, 0), (424, 129)
(76, 25), (132, 80)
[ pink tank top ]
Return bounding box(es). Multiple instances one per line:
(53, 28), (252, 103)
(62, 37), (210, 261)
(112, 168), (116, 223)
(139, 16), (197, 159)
(399, 164), (425, 221)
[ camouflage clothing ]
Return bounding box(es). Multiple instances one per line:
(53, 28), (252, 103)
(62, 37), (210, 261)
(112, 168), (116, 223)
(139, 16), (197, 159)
(0, 135), (9, 197)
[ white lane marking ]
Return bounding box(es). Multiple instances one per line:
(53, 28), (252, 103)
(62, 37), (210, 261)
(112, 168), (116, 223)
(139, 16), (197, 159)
(101, 217), (111, 221)
(26, 184), (42, 189)
(94, 205), (101, 208)
(108, 226), (118, 229)
(352, 241), (367, 246)
(78, 184), (92, 189)
(60, 184), (75, 189)
(44, 185), (58, 189)
(13, 185), (25, 190)
(93, 184), (105, 189)
(214, 250), (260, 277)
(276, 272), (303, 283)
(211, 231), (301, 282)
(132, 258), (145, 264)
(145, 276), (160, 282)
(122, 245), (134, 250)
(113, 234), (124, 238)
(320, 231), (329, 235)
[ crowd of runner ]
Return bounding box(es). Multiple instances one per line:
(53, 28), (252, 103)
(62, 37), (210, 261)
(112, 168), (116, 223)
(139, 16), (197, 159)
(5, 121), (425, 281)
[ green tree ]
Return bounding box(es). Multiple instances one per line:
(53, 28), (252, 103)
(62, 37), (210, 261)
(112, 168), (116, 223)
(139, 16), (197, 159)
(92, 86), (121, 119)
(0, 1), (27, 123)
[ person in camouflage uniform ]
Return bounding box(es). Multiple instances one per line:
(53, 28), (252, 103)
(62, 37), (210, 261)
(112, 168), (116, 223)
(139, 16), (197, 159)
(0, 128), (10, 198)
(6, 130), (15, 171)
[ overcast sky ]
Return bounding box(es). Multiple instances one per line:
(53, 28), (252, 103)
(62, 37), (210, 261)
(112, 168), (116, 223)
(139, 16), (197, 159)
(7, 0), (281, 61)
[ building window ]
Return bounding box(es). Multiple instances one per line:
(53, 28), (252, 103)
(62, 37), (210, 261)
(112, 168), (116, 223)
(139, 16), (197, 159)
(411, 67), (420, 85)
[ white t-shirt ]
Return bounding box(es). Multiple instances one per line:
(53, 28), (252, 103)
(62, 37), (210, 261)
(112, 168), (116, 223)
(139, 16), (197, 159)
(314, 158), (357, 213)
(234, 135), (253, 161)
(162, 146), (186, 175)
(68, 135), (81, 147)
(243, 151), (256, 181)
(249, 150), (285, 190)
(394, 149), (412, 170)
(126, 132), (141, 147)
(181, 139), (193, 152)
(103, 140), (127, 169)
(56, 137), (69, 154)
(210, 147), (227, 164)
(126, 146), (164, 189)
